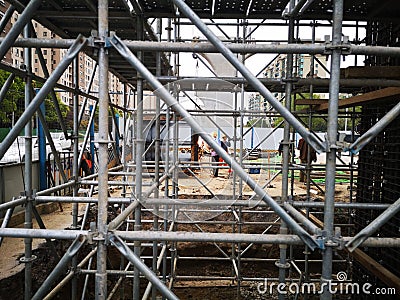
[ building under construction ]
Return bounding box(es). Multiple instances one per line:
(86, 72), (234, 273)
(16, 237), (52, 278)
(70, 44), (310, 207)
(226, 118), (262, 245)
(0, 0), (400, 299)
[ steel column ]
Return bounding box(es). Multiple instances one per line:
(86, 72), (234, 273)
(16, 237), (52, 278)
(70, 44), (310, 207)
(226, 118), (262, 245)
(21, 24), (34, 300)
(95, 0), (109, 298)
(321, 0), (343, 299)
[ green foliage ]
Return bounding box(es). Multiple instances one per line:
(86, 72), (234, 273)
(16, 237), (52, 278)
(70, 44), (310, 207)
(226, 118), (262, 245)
(0, 70), (24, 124)
(0, 69), (70, 129)
(44, 97), (69, 123)
(272, 93), (327, 130)
(271, 93), (361, 132)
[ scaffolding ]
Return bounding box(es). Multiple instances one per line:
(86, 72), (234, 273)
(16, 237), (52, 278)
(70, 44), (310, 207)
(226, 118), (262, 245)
(0, 0), (400, 299)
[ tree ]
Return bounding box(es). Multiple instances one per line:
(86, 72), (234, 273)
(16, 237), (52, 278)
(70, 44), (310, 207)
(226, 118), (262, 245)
(273, 93), (326, 130)
(0, 69), (70, 129)
(0, 70), (25, 125)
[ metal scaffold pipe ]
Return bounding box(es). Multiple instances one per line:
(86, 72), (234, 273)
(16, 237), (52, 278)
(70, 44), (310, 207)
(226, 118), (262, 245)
(171, 0), (326, 154)
(321, 0), (343, 299)
(5, 38), (400, 58)
(109, 34), (320, 251)
(96, 0), (109, 298)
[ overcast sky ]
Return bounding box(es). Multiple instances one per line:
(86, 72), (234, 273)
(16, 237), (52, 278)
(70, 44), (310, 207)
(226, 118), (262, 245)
(160, 19), (366, 77)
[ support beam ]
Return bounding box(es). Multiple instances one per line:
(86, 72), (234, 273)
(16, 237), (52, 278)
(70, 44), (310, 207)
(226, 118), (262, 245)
(316, 87), (400, 111)
(348, 101), (400, 154)
(171, 0), (326, 154)
(109, 235), (179, 300)
(0, 0), (42, 59)
(346, 197), (400, 252)
(32, 236), (87, 300)
(0, 73), (15, 106)
(0, 35), (87, 160)
(109, 34), (320, 251)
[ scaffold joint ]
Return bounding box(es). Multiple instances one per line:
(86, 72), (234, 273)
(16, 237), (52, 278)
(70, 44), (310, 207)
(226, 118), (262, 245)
(275, 260), (290, 269)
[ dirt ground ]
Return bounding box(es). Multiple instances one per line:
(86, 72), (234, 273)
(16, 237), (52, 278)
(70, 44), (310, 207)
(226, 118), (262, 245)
(0, 160), (351, 299)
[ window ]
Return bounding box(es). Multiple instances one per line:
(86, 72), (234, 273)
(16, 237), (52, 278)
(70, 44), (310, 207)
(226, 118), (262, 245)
(43, 31), (47, 37)
(43, 50), (47, 55)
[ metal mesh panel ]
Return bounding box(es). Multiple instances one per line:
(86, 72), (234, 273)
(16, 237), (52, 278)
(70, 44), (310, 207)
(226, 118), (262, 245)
(353, 100), (400, 299)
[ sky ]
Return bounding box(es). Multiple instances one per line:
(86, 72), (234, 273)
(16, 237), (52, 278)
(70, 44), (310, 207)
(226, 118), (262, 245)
(159, 19), (367, 77)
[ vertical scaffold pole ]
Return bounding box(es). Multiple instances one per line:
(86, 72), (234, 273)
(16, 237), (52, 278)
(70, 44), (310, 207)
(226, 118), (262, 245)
(96, 0), (109, 298)
(22, 23), (33, 300)
(321, 1), (343, 299)
(278, 1), (295, 297)
(152, 17), (162, 300)
(71, 56), (79, 300)
(133, 14), (144, 300)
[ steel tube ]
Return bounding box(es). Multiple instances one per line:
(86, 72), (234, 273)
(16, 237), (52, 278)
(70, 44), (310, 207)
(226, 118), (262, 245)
(32, 26), (69, 138)
(23, 24), (33, 300)
(2, 38), (400, 57)
(346, 197), (400, 252)
(133, 15), (145, 299)
(110, 235), (179, 300)
(0, 35), (87, 160)
(0, 5), (15, 33)
(292, 201), (390, 209)
(321, 1), (343, 299)
(115, 231), (400, 247)
(349, 101), (400, 154)
(278, 6), (295, 294)
(283, 203), (320, 234)
(0, 207), (14, 246)
(0, 228), (398, 248)
(109, 34), (319, 251)
(37, 196), (386, 211)
(43, 248), (97, 300)
(0, 197), (28, 211)
(0, 73), (15, 105)
(284, 0), (308, 17)
(171, 0), (325, 153)
(0, 0), (41, 59)
(96, 1), (109, 299)
(32, 236), (87, 300)
(0, 228), (86, 239)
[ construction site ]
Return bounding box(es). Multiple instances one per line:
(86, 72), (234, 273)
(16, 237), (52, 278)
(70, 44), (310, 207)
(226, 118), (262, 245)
(0, 0), (400, 299)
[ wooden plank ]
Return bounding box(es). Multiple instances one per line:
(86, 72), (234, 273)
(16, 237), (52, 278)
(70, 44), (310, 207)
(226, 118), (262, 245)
(316, 87), (400, 111)
(347, 248), (400, 293)
(342, 66), (400, 79)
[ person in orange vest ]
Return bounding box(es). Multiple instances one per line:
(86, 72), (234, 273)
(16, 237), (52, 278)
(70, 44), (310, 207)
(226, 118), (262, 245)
(81, 150), (93, 177)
